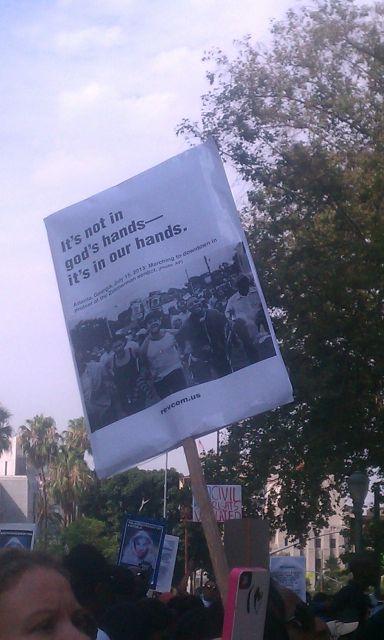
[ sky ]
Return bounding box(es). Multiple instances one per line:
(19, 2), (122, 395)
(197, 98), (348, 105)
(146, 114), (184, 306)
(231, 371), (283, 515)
(0, 0), (305, 474)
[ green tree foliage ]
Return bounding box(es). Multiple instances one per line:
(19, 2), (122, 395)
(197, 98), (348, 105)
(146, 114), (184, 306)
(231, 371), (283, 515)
(61, 516), (119, 562)
(48, 417), (94, 526)
(19, 414), (59, 548)
(178, 0), (384, 539)
(319, 556), (348, 594)
(0, 404), (12, 454)
(81, 466), (182, 538)
(49, 444), (93, 527)
(63, 417), (91, 455)
(81, 467), (214, 578)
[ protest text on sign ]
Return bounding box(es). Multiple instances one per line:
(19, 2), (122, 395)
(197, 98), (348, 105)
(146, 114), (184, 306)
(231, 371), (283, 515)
(193, 485), (242, 522)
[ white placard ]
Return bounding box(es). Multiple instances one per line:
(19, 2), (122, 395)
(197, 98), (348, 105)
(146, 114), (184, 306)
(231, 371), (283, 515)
(193, 484), (242, 522)
(270, 556), (306, 602)
(45, 140), (293, 477)
(155, 534), (179, 593)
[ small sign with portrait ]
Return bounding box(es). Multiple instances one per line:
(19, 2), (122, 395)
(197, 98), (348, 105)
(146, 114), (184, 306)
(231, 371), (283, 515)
(0, 523), (36, 550)
(117, 516), (165, 590)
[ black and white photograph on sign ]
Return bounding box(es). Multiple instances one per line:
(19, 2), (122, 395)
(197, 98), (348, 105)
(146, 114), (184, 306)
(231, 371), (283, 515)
(0, 530), (34, 550)
(45, 140), (293, 477)
(118, 517), (165, 589)
(69, 242), (275, 432)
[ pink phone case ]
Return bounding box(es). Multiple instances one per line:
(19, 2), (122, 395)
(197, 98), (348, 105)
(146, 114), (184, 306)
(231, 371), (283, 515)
(222, 567), (269, 640)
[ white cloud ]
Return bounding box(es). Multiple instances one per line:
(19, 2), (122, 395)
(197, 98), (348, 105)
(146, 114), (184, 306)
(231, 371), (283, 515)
(53, 25), (124, 54)
(59, 81), (107, 113)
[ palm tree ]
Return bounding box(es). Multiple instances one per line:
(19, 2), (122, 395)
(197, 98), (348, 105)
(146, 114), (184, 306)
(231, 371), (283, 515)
(63, 417), (91, 455)
(50, 418), (93, 527)
(19, 415), (59, 548)
(49, 443), (93, 526)
(0, 404), (12, 454)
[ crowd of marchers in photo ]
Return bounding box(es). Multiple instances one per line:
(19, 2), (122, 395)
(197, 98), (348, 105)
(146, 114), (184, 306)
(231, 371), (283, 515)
(72, 261), (276, 431)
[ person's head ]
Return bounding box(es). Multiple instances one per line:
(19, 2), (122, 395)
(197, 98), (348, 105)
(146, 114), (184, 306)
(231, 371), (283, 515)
(349, 552), (379, 589)
(134, 598), (173, 640)
(89, 346), (101, 362)
(172, 607), (210, 640)
(187, 297), (203, 318)
(101, 598), (172, 640)
(0, 548), (94, 640)
(132, 532), (153, 560)
(172, 318), (183, 330)
(63, 544), (112, 620)
(145, 310), (163, 336)
(112, 335), (126, 357)
(166, 594), (204, 619)
(136, 328), (148, 346)
(236, 274), (250, 296)
(177, 300), (187, 313)
(127, 565), (153, 600)
(102, 566), (133, 607)
(202, 580), (219, 604)
(103, 339), (112, 353)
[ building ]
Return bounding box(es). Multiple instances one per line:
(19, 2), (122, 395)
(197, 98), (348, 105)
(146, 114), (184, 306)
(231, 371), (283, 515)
(0, 437), (38, 523)
(266, 475), (348, 589)
(270, 513), (347, 589)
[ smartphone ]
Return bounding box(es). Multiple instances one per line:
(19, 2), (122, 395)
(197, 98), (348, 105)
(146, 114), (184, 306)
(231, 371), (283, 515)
(222, 567), (269, 640)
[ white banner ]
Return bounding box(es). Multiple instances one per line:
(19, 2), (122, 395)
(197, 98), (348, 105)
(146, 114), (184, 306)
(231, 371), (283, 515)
(193, 484), (242, 522)
(270, 556), (306, 602)
(155, 534), (179, 593)
(45, 140), (293, 477)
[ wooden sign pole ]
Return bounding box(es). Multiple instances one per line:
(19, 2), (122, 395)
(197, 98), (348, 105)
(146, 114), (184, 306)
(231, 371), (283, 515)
(183, 436), (229, 603)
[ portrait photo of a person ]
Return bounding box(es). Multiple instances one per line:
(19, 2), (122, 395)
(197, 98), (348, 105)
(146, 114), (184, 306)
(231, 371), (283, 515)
(120, 529), (157, 571)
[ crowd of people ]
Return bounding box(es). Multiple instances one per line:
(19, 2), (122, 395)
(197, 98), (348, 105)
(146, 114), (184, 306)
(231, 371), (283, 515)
(0, 545), (382, 639)
(76, 275), (275, 431)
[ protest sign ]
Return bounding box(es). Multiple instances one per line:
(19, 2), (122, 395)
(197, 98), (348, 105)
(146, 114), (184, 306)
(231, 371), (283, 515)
(193, 485), (242, 522)
(117, 516), (165, 590)
(155, 534), (179, 593)
(45, 139), (293, 477)
(222, 567), (269, 640)
(270, 556), (306, 602)
(0, 523), (36, 550)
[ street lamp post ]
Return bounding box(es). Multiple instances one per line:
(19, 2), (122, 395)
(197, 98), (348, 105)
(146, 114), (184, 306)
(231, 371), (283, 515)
(347, 471), (369, 553)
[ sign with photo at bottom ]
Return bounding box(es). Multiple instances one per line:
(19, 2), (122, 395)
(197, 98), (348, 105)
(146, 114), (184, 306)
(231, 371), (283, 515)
(45, 140), (293, 477)
(117, 516), (165, 590)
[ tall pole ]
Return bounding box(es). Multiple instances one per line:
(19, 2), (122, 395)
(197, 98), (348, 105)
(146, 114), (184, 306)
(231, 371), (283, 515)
(183, 437), (229, 603)
(354, 506), (363, 553)
(163, 451), (168, 519)
(216, 429), (220, 475)
(373, 483), (382, 598)
(347, 472), (369, 554)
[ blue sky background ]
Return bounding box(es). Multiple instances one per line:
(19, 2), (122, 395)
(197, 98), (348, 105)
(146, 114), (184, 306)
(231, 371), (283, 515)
(0, 0), (305, 472)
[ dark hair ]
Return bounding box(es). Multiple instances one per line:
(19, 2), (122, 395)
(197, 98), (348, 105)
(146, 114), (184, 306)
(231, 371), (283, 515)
(0, 548), (65, 597)
(167, 594), (204, 619)
(62, 544), (111, 609)
(101, 599), (172, 640)
(145, 309), (163, 325)
(236, 274), (250, 286)
(172, 607), (211, 640)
